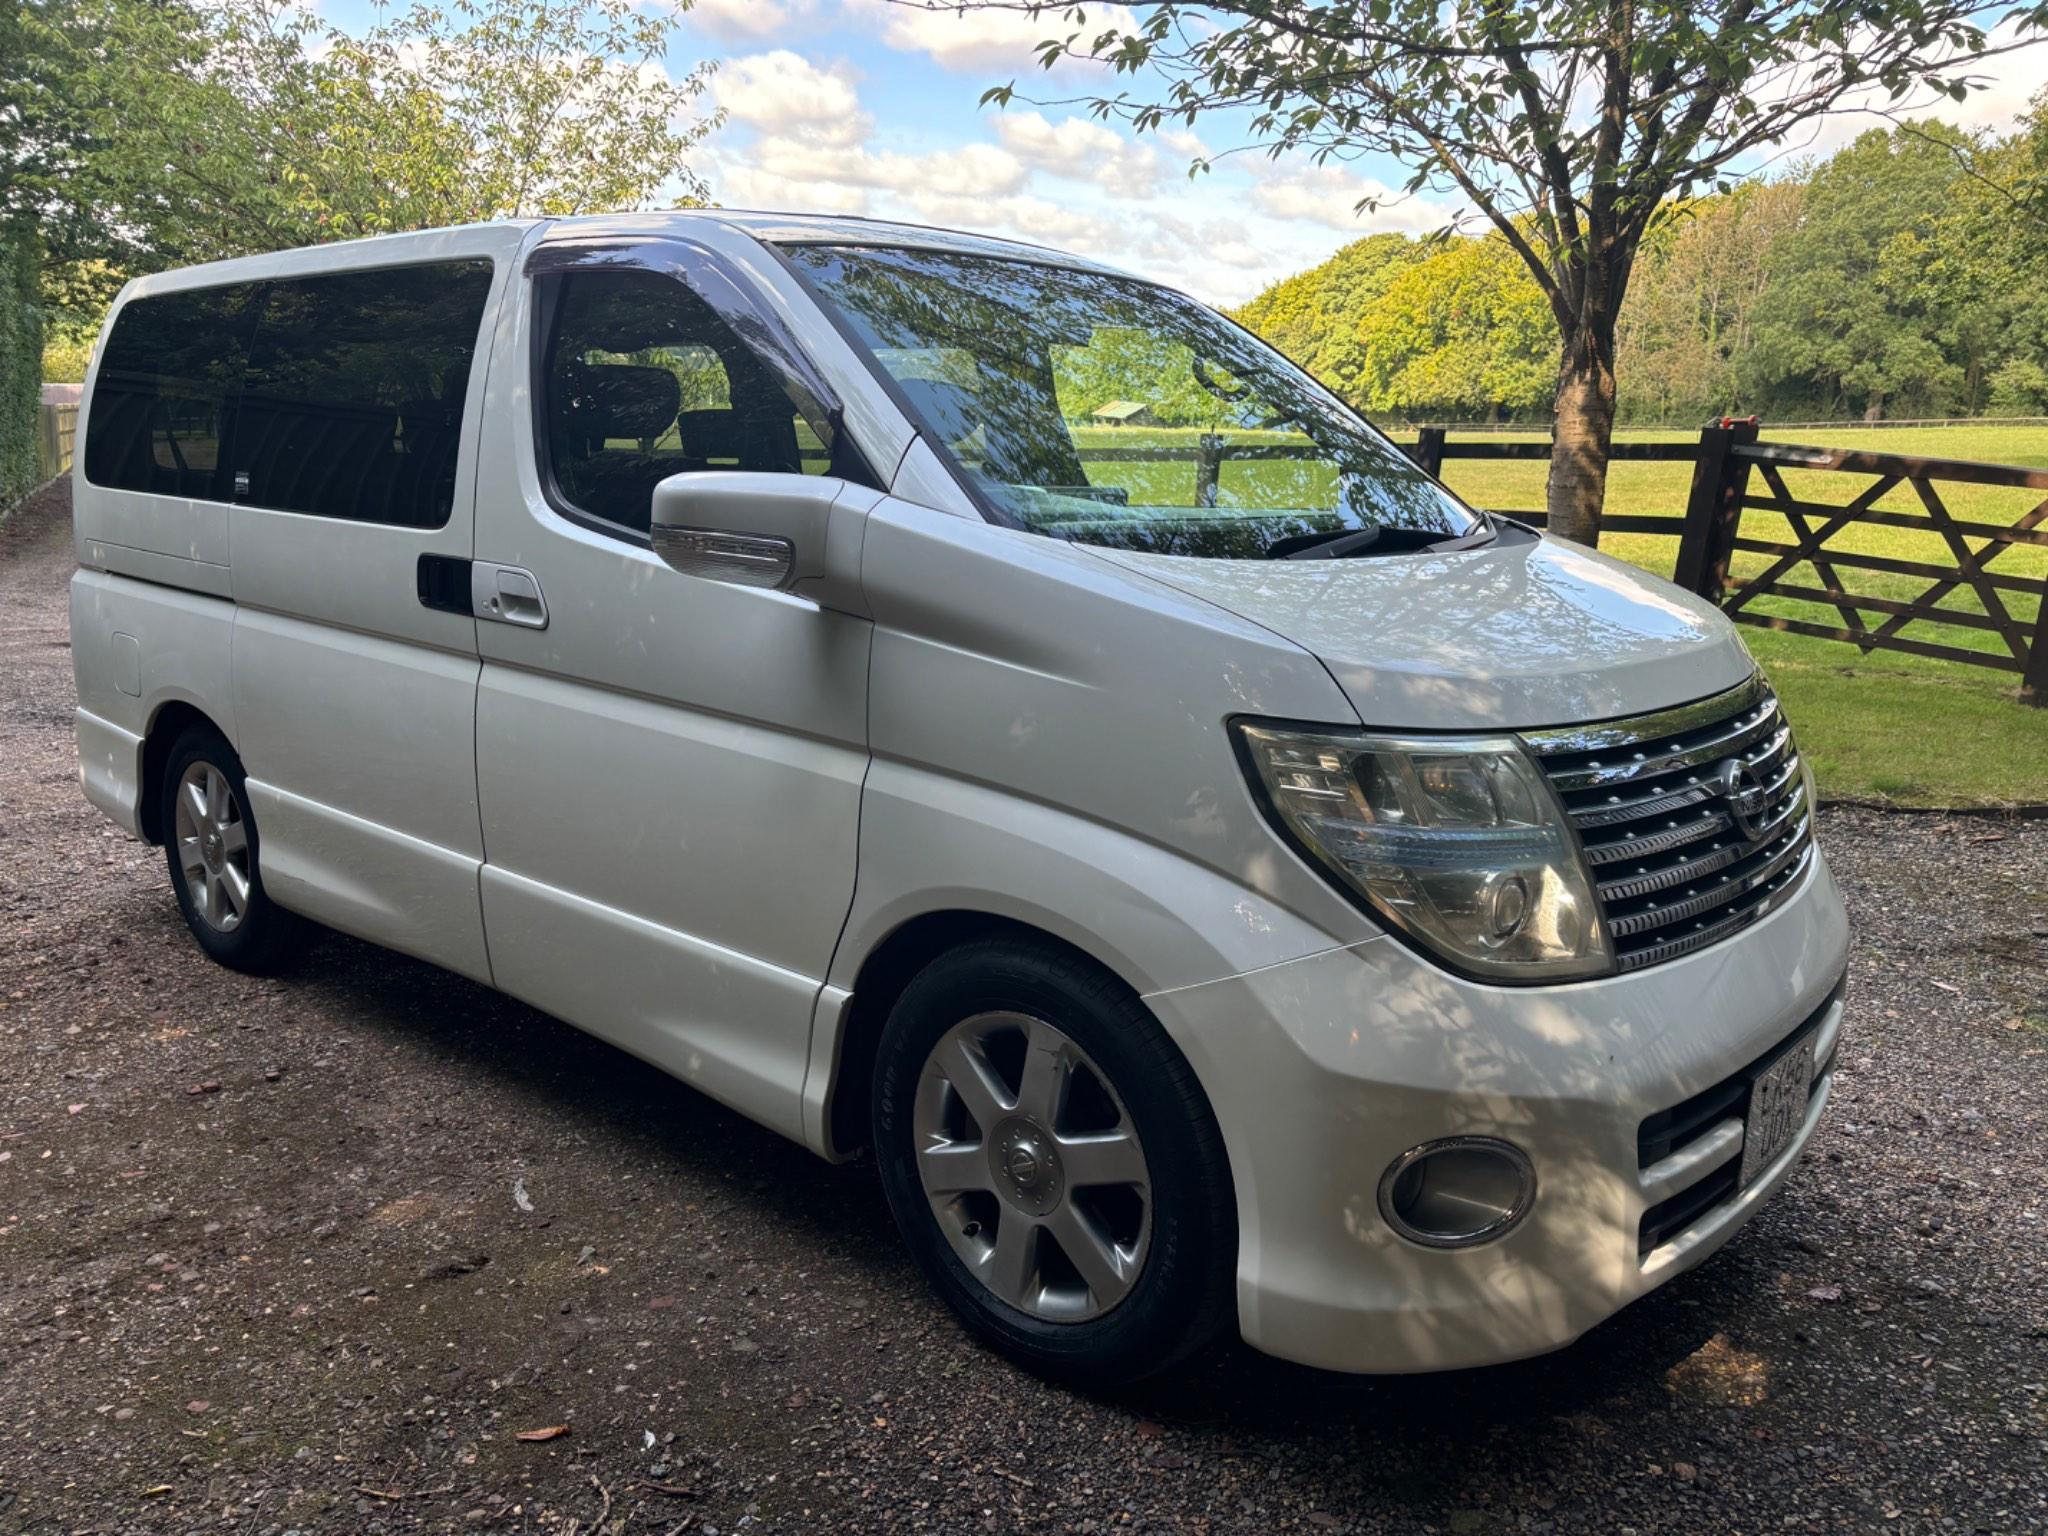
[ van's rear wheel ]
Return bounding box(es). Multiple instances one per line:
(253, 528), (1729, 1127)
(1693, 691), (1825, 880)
(161, 726), (312, 973)
(872, 937), (1235, 1386)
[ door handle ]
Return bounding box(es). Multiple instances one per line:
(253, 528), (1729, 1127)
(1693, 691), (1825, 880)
(472, 562), (549, 630)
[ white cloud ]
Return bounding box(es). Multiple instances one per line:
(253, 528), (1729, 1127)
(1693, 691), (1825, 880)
(1250, 162), (1449, 234)
(715, 158), (874, 214)
(714, 50), (867, 144)
(902, 189), (1126, 251)
(686, 0), (814, 42)
(753, 134), (1028, 196)
(1922, 22), (2047, 132)
(852, 0), (1139, 75)
(993, 111), (1161, 196)
(1731, 19), (2048, 167)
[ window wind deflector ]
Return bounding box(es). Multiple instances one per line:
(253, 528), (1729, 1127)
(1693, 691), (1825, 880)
(526, 237), (849, 464)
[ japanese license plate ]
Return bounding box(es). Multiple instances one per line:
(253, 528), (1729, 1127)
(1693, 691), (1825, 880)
(1740, 1035), (1816, 1187)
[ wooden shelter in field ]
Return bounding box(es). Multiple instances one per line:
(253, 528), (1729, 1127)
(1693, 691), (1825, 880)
(1090, 400), (1158, 427)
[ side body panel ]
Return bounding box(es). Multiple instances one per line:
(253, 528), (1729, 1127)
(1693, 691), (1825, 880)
(467, 227), (876, 1140)
(835, 495), (1380, 997)
(226, 225), (536, 984)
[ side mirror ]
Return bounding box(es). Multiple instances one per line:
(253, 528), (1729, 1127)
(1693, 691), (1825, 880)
(649, 472), (863, 611)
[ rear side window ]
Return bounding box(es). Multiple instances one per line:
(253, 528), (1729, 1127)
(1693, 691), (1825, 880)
(84, 284), (264, 501)
(237, 262), (495, 527)
(83, 260), (495, 529)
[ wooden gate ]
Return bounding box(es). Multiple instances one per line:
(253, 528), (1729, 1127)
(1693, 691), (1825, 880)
(1668, 421), (2048, 703)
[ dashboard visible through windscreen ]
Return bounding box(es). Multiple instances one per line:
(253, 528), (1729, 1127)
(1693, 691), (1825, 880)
(780, 243), (1486, 561)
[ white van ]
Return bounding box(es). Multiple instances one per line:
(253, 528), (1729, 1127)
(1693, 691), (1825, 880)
(69, 212), (1847, 1384)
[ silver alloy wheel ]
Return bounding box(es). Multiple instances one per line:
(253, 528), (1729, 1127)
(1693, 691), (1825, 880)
(173, 760), (251, 934)
(912, 1010), (1151, 1321)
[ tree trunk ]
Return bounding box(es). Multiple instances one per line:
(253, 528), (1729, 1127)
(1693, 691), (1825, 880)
(1546, 322), (1618, 547)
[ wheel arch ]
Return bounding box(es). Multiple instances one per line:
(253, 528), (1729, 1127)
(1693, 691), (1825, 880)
(138, 699), (228, 845)
(822, 909), (1143, 1159)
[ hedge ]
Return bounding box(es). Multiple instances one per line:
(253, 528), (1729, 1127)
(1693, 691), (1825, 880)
(0, 233), (45, 508)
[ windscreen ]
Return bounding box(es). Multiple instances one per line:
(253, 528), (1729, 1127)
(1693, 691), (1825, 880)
(782, 243), (1483, 560)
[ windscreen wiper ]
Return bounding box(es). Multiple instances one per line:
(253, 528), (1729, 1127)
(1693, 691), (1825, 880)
(1268, 517), (1497, 560)
(1275, 527), (1382, 559)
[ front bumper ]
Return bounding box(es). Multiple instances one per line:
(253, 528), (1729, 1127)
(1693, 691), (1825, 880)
(1145, 849), (1851, 1374)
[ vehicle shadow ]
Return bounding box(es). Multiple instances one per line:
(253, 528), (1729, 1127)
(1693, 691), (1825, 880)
(278, 920), (1797, 1440)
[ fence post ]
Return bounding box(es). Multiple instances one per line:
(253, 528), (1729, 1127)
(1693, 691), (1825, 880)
(1194, 432), (1222, 508)
(1673, 419), (1759, 605)
(1412, 425), (1446, 478)
(2023, 612), (2048, 707)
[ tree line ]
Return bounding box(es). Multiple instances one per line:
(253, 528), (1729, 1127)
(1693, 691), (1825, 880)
(4, 0), (720, 390)
(1234, 108), (2048, 426)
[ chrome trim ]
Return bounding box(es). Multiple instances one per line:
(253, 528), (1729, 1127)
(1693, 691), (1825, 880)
(1580, 809), (1733, 866)
(1596, 783), (1808, 900)
(1614, 841), (1816, 971)
(1605, 821), (1812, 936)
(1520, 674), (1769, 758)
(1376, 1136), (1537, 1250)
(1570, 746), (1798, 829)
(1543, 711), (1783, 793)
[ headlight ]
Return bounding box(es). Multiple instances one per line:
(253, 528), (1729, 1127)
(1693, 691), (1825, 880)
(1234, 722), (1612, 981)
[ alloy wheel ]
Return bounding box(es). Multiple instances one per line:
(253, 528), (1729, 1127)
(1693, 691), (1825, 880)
(912, 1010), (1151, 1321)
(173, 760), (251, 934)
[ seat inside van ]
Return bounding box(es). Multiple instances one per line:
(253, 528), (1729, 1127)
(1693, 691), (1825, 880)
(541, 269), (817, 533)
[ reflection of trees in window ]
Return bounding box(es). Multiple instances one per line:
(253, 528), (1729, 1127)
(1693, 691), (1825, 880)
(787, 244), (1476, 558)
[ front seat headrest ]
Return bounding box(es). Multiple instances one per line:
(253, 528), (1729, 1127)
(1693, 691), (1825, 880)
(570, 364), (681, 442)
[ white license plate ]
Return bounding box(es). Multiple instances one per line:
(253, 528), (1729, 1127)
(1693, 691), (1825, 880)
(1740, 1035), (1816, 1187)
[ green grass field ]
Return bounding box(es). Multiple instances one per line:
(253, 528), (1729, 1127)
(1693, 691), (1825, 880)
(1068, 423), (2048, 806)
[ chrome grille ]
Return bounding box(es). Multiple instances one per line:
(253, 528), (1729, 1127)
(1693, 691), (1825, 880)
(1521, 676), (1815, 974)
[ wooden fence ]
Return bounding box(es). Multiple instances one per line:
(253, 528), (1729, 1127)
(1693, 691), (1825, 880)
(37, 400), (77, 481)
(1076, 418), (2048, 705)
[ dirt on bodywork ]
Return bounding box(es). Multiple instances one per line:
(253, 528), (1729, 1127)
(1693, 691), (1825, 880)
(2, 481), (2045, 1535)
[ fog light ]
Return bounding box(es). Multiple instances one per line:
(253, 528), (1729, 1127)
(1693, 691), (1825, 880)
(1378, 1137), (1536, 1248)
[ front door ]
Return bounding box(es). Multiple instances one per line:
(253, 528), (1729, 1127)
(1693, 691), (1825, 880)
(468, 239), (875, 1140)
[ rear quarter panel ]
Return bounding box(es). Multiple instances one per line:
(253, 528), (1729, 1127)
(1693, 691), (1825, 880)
(70, 569), (237, 835)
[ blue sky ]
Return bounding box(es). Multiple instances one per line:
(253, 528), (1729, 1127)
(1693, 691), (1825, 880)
(669, 0), (1458, 304)
(319, 0), (2045, 307)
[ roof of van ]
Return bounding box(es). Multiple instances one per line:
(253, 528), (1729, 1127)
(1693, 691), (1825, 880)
(542, 208), (1131, 277)
(113, 209), (1137, 302)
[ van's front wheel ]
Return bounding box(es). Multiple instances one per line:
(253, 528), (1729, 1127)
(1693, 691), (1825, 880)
(872, 938), (1236, 1386)
(161, 726), (312, 974)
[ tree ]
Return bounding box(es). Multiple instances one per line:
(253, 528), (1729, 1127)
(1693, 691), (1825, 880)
(1230, 232), (1426, 401)
(1743, 125), (1976, 418)
(973, 0), (2048, 544)
(1355, 235), (1555, 419)
(1614, 179), (1805, 421)
(9, 0), (718, 282)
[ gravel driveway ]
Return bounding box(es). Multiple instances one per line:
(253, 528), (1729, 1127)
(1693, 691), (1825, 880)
(3, 481), (2045, 1536)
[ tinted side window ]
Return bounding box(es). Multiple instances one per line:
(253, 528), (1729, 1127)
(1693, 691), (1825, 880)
(84, 285), (264, 500)
(236, 261), (495, 528)
(540, 269), (834, 535)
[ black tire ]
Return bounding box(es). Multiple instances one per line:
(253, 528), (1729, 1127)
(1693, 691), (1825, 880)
(160, 724), (314, 974)
(872, 935), (1236, 1387)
